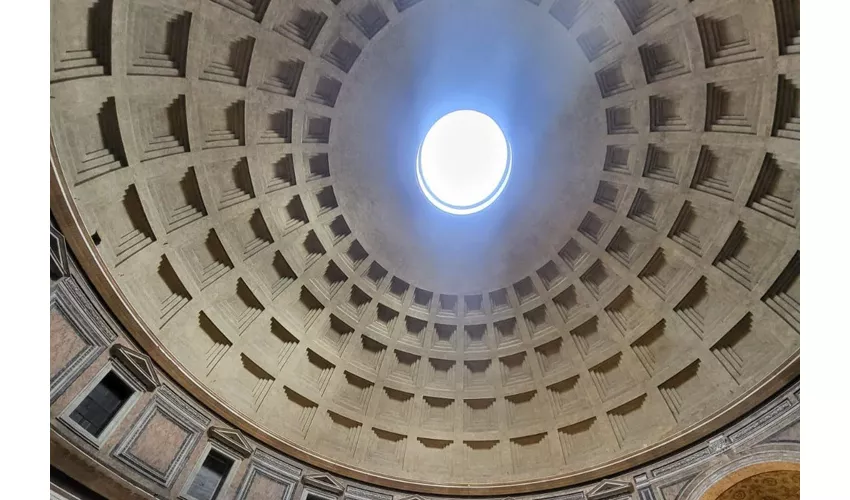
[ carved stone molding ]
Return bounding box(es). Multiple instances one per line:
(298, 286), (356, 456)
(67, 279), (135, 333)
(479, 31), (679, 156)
(234, 448), (301, 500)
(586, 480), (633, 500)
(303, 474), (345, 495)
(50, 278), (115, 402)
(50, 219), (69, 280)
(208, 426), (253, 459)
(112, 386), (209, 488)
(110, 344), (160, 391)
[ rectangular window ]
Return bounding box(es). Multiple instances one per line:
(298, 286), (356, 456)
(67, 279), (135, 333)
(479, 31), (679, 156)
(69, 372), (134, 437)
(186, 449), (234, 500)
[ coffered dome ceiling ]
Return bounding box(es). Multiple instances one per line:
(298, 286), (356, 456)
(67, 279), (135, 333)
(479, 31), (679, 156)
(50, 0), (800, 494)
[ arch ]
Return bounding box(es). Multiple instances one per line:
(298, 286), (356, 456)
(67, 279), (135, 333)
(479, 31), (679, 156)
(701, 463), (799, 500)
(678, 446), (799, 500)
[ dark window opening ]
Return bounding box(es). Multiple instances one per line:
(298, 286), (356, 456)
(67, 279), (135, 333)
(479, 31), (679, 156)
(186, 449), (233, 500)
(69, 372), (133, 437)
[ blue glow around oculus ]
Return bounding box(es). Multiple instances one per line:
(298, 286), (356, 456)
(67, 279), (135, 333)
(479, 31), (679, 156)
(417, 110), (511, 215)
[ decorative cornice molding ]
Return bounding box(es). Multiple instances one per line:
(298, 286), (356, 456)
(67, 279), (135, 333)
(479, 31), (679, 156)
(50, 219), (69, 280)
(303, 474), (345, 495)
(586, 480), (633, 500)
(208, 427), (253, 459)
(110, 344), (160, 391)
(50, 126), (801, 495)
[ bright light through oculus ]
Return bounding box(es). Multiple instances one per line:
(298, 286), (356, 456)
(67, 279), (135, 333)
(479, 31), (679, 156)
(417, 110), (511, 215)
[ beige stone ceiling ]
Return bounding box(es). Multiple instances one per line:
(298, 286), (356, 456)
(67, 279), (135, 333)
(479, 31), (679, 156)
(50, 0), (800, 493)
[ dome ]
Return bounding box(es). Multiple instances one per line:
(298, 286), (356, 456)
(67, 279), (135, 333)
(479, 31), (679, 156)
(50, 0), (800, 494)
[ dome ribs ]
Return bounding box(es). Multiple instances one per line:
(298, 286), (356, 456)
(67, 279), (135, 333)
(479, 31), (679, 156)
(216, 278), (264, 335)
(761, 251), (800, 332)
(137, 255), (191, 328)
(149, 166), (206, 233)
(547, 376), (584, 414)
(278, 387), (317, 437)
(772, 74), (800, 140)
(308, 75), (343, 107)
(322, 37), (362, 73)
(50, 0), (800, 488)
(713, 221), (783, 291)
(132, 94), (190, 162)
(258, 109), (293, 145)
(275, 5), (327, 50)
(266, 318), (298, 371)
(549, 0), (590, 30)
(233, 352), (275, 411)
(338, 285), (371, 322)
(63, 97), (127, 185)
(594, 181), (626, 212)
(263, 154), (296, 194)
(746, 154), (799, 227)
(259, 58), (304, 97)
(303, 114), (332, 144)
(643, 143), (686, 184)
(639, 27), (692, 83)
(704, 79), (762, 135)
(639, 248), (688, 301)
(558, 417), (601, 459)
(51, 0), (112, 82)
(772, 0), (800, 55)
(350, 335), (386, 374)
(577, 25), (619, 62)
(658, 360), (714, 422)
(298, 349), (335, 394)
(667, 201), (722, 257)
(607, 394), (663, 448)
(201, 100), (246, 150)
(604, 286), (651, 336)
(537, 261), (566, 290)
(196, 311), (232, 376)
(506, 390), (542, 426)
(535, 338), (571, 377)
(589, 352), (634, 401)
(510, 433), (551, 474)
(604, 147), (631, 179)
(392, 0), (423, 13)
(310, 261), (348, 300)
(464, 324), (489, 352)
(325, 215), (352, 246)
(710, 312), (782, 384)
(209, 0), (271, 23)
(631, 319), (677, 376)
(180, 229), (233, 290)
(347, 1), (389, 40)
(334, 371), (373, 412)
(696, 8), (762, 68)
(673, 276), (734, 340)
(199, 33), (254, 87)
(606, 226), (649, 269)
(318, 411), (362, 457)
(376, 387), (413, 425)
(614, 0), (675, 35)
(595, 59), (633, 98)
(649, 93), (692, 133)
(210, 157), (255, 210)
(93, 184), (156, 265)
(580, 260), (620, 300)
(127, 6), (190, 78)
(606, 103), (638, 135)
(570, 316), (615, 360)
(463, 398), (497, 431)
